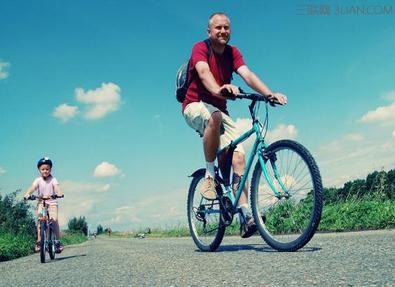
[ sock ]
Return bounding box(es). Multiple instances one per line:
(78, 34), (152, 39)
(237, 203), (251, 222)
(205, 161), (215, 179)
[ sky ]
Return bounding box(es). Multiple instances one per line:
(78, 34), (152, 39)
(1, 0), (394, 232)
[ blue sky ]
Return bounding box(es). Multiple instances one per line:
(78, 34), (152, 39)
(1, 0), (394, 231)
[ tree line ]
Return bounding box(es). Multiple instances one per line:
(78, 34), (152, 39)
(324, 169), (395, 203)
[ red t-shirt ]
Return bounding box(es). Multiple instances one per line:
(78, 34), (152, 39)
(182, 40), (245, 114)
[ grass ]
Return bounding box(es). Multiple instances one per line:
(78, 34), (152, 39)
(1, 197), (394, 262)
(113, 197), (395, 238)
(0, 230), (87, 262)
(0, 233), (35, 261)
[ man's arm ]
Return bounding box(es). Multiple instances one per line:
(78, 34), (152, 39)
(237, 65), (287, 104)
(195, 61), (240, 99)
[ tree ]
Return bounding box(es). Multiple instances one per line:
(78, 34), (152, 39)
(0, 190), (36, 236)
(97, 224), (103, 235)
(68, 216), (88, 236)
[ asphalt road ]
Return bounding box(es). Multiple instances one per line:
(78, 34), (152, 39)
(1, 229), (394, 287)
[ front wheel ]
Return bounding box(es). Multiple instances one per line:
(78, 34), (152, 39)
(250, 140), (323, 251)
(48, 222), (56, 260)
(39, 221), (46, 263)
(187, 169), (225, 252)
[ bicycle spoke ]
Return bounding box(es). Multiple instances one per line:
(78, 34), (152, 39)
(251, 140), (323, 251)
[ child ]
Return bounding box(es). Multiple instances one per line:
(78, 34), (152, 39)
(24, 157), (64, 253)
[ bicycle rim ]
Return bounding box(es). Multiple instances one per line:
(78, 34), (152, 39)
(48, 225), (56, 260)
(251, 140), (323, 251)
(187, 171), (225, 252)
(40, 221), (46, 263)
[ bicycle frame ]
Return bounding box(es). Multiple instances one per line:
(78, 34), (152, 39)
(26, 194), (63, 262)
(188, 92), (323, 252)
(215, 96), (288, 214)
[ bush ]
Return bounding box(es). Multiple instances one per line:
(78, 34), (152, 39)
(0, 190), (36, 236)
(68, 216), (88, 236)
(0, 233), (35, 261)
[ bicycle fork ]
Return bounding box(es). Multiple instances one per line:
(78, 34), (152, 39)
(258, 148), (289, 199)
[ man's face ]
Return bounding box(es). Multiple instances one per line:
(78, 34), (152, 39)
(207, 14), (231, 45)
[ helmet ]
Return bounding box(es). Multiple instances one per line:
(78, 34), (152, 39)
(37, 157), (53, 168)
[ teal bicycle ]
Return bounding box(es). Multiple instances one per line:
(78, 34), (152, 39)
(187, 91), (323, 252)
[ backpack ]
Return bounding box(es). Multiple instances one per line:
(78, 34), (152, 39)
(175, 39), (211, 103)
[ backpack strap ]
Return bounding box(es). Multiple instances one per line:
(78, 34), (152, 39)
(204, 38), (234, 77)
(188, 39), (233, 88)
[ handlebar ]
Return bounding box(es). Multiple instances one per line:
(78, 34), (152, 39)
(221, 88), (283, 106)
(25, 194), (64, 201)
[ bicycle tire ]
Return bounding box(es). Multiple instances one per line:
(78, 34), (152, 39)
(40, 221), (46, 263)
(48, 223), (56, 260)
(187, 169), (225, 252)
(250, 139), (323, 251)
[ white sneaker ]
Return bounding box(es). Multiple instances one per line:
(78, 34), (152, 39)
(200, 177), (217, 200)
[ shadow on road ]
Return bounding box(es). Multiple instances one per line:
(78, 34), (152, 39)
(55, 254), (87, 261)
(212, 244), (321, 253)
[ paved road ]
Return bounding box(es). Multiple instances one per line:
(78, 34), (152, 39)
(1, 229), (394, 287)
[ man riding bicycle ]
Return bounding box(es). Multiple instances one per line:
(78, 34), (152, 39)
(181, 12), (287, 238)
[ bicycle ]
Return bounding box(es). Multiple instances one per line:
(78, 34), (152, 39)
(187, 91), (323, 252)
(26, 194), (64, 263)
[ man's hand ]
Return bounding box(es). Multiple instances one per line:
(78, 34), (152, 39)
(269, 92), (287, 105)
(218, 84), (240, 99)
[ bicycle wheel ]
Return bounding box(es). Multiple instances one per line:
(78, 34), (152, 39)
(39, 221), (46, 263)
(187, 169), (225, 252)
(250, 140), (323, 251)
(48, 223), (56, 260)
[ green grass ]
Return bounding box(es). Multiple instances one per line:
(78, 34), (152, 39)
(319, 197), (395, 232)
(61, 231), (88, 245)
(0, 233), (35, 261)
(113, 197), (395, 238)
(0, 231), (87, 262)
(1, 197), (394, 262)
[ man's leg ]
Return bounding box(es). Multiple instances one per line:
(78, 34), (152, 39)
(203, 111), (222, 174)
(232, 151), (257, 238)
(200, 111), (222, 200)
(232, 151), (248, 206)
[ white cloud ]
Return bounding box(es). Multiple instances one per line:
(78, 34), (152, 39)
(266, 124), (298, 143)
(52, 103), (79, 122)
(93, 162), (121, 177)
(316, 132), (395, 187)
(0, 60), (10, 80)
(106, 189), (186, 230)
(75, 82), (121, 120)
(0, 166), (6, 175)
(234, 118), (298, 151)
(57, 180), (110, 228)
(384, 90), (395, 101)
(360, 102), (395, 123)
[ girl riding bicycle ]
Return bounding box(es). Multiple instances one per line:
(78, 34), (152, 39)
(24, 157), (64, 253)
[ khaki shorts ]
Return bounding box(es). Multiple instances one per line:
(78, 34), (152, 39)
(183, 101), (245, 154)
(37, 203), (58, 221)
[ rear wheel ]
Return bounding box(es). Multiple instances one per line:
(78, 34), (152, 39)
(250, 140), (323, 251)
(48, 223), (56, 260)
(39, 221), (46, 263)
(187, 170), (225, 252)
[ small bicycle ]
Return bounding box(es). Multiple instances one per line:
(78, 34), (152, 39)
(26, 194), (64, 263)
(187, 91), (323, 252)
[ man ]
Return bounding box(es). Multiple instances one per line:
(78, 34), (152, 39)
(182, 12), (287, 237)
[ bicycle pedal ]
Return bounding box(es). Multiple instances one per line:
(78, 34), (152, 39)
(220, 196), (233, 226)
